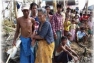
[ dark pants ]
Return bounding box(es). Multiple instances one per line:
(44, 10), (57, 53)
(55, 52), (72, 63)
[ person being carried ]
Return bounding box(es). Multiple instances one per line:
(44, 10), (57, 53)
(55, 36), (79, 63)
(12, 4), (35, 63)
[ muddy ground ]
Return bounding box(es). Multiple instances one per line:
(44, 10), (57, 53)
(1, 24), (93, 63)
(1, 31), (93, 63)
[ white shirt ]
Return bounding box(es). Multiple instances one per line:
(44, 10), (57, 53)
(77, 31), (86, 39)
(67, 39), (71, 47)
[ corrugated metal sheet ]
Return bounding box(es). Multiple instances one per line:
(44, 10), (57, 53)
(45, 0), (77, 5)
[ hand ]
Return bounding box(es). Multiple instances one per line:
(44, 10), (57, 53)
(54, 34), (57, 39)
(77, 56), (80, 60)
(12, 40), (16, 46)
(31, 35), (34, 39)
(31, 40), (35, 46)
(73, 56), (78, 63)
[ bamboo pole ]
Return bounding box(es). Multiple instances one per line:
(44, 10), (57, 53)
(14, 0), (18, 20)
(2, 1), (5, 18)
(57, 0), (59, 3)
(10, 0), (12, 21)
(86, 0), (88, 14)
(13, 0), (18, 28)
(23, 0), (26, 3)
(38, 0), (41, 8)
(53, 0), (57, 13)
(64, 0), (66, 13)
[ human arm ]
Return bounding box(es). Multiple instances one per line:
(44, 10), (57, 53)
(60, 45), (75, 59)
(12, 19), (20, 46)
(32, 18), (36, 32)
(51, 15), (57, 39)
(66, 46), (79, 60)
(33, 22), (49, 40)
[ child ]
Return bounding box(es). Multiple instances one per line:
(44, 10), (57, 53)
(75, 15), (80, 24)
(66, 32), (72, 48)
(64, 17), (71, 36)
(55, 36), (79, 63)
(88, 17), (93, 37)
(31, 21), (39, 54)
(31, 21), (40, 46)
(70, 19), (79, 41)
(76, 27), (87, 43)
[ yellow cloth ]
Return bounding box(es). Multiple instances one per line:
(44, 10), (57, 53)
(71, 24), (79, 29)
(35, 40), (55, 63)
(64, 21), (71, 31)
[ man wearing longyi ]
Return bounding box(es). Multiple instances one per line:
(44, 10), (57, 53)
(12, 3), (35, 63)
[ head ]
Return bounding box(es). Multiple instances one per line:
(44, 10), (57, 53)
(67, 32), (72, 40)
(65, 17), (69, 21)
(90, 11), (93, 16)
(30, 3), (38, 14)
(38, 8), (47, 22)
(45, 5), (50, 14)
(72, 19), (75, 24)
(76, 11), (78, 14)
(22, 4), (30, 18)
(67, 7), (71, 12)
(75, 15), (79, 19)
(80, 12), (82, 16)
(61, 36), (67, 45)
(57, 4), (62, 13)
(80, 27), (85, 32)
(84, 11), (87, 15)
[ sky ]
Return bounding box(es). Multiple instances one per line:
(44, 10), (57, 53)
(78, 0), (94, 10)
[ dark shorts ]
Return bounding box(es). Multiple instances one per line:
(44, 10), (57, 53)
(55, 52), (72, 63)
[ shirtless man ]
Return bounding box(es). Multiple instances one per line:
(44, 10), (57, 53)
(12, 4), (35, 63)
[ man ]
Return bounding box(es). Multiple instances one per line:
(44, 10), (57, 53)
(12, 4), (35, 63)
(30, 3), (38, 22)
(30, 2), (39, 59)
(51, 3), (63, 56)
(45, 5), (52, 22)
(55, 36), (79, 63)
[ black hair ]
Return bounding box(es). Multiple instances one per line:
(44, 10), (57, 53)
(67, 32), (72, 37)
(67, 7), (71, 11)
(72, 19), (75, 22)
(80, 27), (85, 30)
(45, 5), (50, 9)
(62, 8), (64, 11)
(30, 2), (37, 9)
(80, 13), (82, 16)
(76, 11), (78, 14)
(57, 4), (62, 8)
(61, 36), (67, 41)
(49, 10), (54, 15)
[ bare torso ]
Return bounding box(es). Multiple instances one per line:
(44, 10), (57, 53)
(56, 45), (66, 53)
(18, 16), (35, 38)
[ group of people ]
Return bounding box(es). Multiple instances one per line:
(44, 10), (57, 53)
(12, 2), (93, 63)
